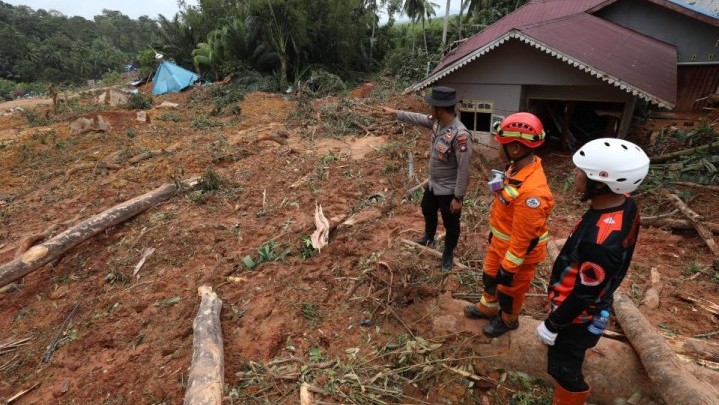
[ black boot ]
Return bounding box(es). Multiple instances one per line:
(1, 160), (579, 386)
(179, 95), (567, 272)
(415, 235), (435, 247)
(483, 314), (519, 337)
(464, 305), (493, 319)
(441, 249), (453, 271)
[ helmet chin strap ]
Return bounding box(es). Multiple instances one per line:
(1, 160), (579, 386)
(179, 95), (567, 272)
(581, 179), (612, 202)
(503, 144), (533, 166)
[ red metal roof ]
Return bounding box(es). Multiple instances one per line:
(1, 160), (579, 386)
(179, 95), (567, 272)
(434, 0), (609, 72)
(412, 0), (678, 108)
(522, 13), (677, 105)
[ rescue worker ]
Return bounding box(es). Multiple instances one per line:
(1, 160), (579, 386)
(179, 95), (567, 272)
(464, 112), (554, 337)
(535, 138), (649, 405)
(379, 86), (472, 271)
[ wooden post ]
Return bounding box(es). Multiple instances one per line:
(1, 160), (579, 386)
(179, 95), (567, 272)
(184, 286), (224, 405)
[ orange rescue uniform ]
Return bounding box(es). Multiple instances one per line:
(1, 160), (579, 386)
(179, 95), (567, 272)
(477, 156), (554, 323)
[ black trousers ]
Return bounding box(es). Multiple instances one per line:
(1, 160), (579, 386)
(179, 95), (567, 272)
(547, 323), (601, 392)
(421, 187), (461, 253)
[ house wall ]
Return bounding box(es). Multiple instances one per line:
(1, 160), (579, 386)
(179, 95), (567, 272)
(596, 0), (719, 64)
(436, 40), (635, 144)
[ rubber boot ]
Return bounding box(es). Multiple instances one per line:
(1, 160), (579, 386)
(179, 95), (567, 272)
(414, 235), (435, 247)
(482, 314), (519, 337)
(441, 249), (453, 271)
(552, 384), (590, 405)
(463, 305), (493, 319)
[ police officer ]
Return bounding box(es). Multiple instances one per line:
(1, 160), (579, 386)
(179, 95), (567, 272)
(535, 139), (650, 405)
(380, 86), (472, 271)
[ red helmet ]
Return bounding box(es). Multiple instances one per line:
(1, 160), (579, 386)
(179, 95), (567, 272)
(493, 112), (545, 148)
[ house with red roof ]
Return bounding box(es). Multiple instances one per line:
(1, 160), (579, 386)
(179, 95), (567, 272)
(406, 0), (719, 149)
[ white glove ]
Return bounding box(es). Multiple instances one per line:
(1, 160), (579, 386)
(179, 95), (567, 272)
(536, 321), (558, 346)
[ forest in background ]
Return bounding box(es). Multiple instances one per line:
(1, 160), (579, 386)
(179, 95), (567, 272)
(0, 0), (529, 99)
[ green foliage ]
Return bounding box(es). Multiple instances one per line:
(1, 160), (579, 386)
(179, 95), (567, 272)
(156, 112), (181, 122)
(101, 71), (123, 86)
(191, 116), (222, 129)
(198, 167), (225, 193)
(125, 93), (153, 110)
(257, 240), (290, 263)
(299, 235), (316, 259)
(304, 69), (346, 97)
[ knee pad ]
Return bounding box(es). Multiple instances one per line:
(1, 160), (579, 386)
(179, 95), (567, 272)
(482, 273), (497, 296)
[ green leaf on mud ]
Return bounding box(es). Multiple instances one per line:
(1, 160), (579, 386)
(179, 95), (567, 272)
(154, 296), (181, 307)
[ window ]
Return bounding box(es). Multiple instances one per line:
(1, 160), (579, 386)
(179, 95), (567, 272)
(458, 100), (494, 132)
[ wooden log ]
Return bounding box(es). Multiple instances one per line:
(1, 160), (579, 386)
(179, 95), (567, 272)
(613, 291), (719, 404)
(667, 337), (719, 363)
(437, 295), (719, 404)
(127, 142), (180, 164)
(400, 239), (468, 270)
(184, 286), (224, 405)
(0, 179), (198, 288)
(641, 217), (719, 234)
(650, 141), (719, 163)
(642, 267), (662, 309)
(666, 193), (719, 256)
(256, 134), (288, 146)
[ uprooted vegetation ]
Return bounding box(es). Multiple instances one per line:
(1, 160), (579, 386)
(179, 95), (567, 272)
(0, 81), (718, 404)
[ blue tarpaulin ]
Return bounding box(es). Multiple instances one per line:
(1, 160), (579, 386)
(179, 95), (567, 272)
(152, 61), (200, 95)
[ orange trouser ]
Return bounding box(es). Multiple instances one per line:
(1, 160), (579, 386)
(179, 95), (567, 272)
(476, 243), (538, 323)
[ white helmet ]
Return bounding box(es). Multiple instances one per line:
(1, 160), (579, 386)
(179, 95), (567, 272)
(572, 138), (650, 194)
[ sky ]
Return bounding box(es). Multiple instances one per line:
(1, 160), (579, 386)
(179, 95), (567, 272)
(4, 0), (199, 20)
(4, 0), (464, 21)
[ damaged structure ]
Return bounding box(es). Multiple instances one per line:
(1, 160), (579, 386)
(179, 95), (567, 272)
(406, 0), (719, 150)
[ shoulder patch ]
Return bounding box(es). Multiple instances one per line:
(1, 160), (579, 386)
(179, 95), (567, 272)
(457, 134), (469, 152)
(525, 197), (541, 208)
(579, 262), (606, 287)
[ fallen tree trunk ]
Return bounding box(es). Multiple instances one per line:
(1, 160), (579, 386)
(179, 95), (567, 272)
(650, 141), (719, 163)
(184, 286), (224, 405)
(667, 337), (719, 363)
(613, 291), (719, 404)
(642, 217), (719, 233)
(433, 295), (719, 404)
(0, 179), (198, 288)
(127, 142), (180, 164)
(666, 193), (719, 256)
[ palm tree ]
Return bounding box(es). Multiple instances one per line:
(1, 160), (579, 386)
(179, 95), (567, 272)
(420, 0), (439, 54)
(441, 0), (451, 48)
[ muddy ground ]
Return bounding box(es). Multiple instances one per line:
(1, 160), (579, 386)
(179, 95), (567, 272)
(0, 82), (717, 405)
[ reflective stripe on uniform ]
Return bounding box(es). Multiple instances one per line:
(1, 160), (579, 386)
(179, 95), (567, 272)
(490, 228), (549, 244)
(503, 185), (519, 198)
(480, 296), (498, 308)
(490, 226), (511, 242)
(504, 251), (525, 266)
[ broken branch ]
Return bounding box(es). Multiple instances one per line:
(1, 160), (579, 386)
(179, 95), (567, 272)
(666, 193), (719, 256)
(400, 239), (468, 270)
(650, 141), (719, 163)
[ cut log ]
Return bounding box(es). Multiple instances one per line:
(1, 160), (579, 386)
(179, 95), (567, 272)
(400, 239), (468, 270)
(184, 286), (224, 405)
(614, 291), (719, 404)
(257, 133), (288, 146)
(641, 217), (719, 234)
(667, 337), (719, 363)
(127, 142), (180, 164)
(651, 141), (719, 163)
(666, 193), (719, 256)
(642, 267), (663, 309)
(433, 294), (719, 404)
(0, 179), (198, 288)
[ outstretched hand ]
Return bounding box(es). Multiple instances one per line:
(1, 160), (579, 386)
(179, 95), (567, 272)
(378, 106), (397, 116)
